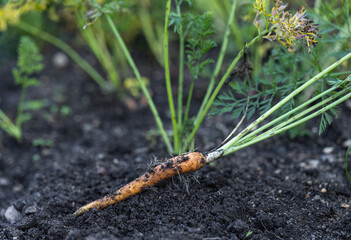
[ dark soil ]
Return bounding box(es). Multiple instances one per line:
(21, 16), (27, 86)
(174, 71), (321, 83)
(0, 49), (351, 240)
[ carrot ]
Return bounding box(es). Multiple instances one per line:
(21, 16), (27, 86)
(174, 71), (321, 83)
(73, 152), (207, 216)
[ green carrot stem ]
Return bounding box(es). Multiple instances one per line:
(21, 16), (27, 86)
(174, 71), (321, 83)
(176, 0), (185, 138)
(105, 14), (173, 153)
(238, 83), (342, 144)
(219, 52), (351, 152)
(329, 71), (351, 77)
(224, 91), (351, 155)
(183, 78), (195, 130)
(237, 88), (348, 147)
(164, 0), (179, 152)
(15, 85), (27, 132)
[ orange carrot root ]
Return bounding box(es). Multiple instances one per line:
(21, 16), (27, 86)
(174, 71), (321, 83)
(73, 152), (207, 216)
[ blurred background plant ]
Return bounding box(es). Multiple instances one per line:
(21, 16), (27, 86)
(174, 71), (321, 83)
(0, 0), (159, 95)
(0, 36), (44, 142)
(0, 0), (350, 147)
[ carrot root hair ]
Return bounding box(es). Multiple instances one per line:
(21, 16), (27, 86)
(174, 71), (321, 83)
(73, 152), (207, 216)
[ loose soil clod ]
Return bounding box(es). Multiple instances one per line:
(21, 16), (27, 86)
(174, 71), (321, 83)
(73, 152), (207, 216)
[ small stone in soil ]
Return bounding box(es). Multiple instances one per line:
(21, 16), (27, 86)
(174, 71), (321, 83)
(323, 147), (334, 154)
(345, 100), (351, 110)
(320, 154), (336, 163)
(52, 52), (69, 68)
(13, 184), (23, 192)
(341, 203), (350, 208)
(321, 188), (327, 193)
(300, 159), (319, 169)
(0, 177), (9, 186)
(312, 195), (321, 201)
(24, 205), (38, 215)
(41, 148), (52, 156)
(343, 139), (351, 148)
(4, 205), (22, 224)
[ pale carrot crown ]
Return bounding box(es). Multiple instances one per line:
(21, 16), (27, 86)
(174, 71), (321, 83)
(253, 0), (320, 52)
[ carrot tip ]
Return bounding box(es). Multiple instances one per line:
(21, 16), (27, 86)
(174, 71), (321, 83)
(73, 208), (85, 217)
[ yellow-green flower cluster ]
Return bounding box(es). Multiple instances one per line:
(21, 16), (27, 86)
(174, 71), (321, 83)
(254, 0), (320, 52)
(0, 0), (47, 31)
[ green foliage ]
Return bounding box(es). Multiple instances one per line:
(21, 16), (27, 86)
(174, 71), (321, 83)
(169, 9), (216, 80)
(32, 138), (53, 148)
(212, 46), (304, 120)
(213, 0), (351, 138)
(317, 74), (351, 135)
(84, 0), (125, 27)
(13, 36), (43, 87)
(184, 12), (216, 80)
(168, 2), (217, 148)
(318, 110), (335, 135)
(16, 36), (43, 74)
(0, 36), (44, 142)
(244, 230), (253, 240)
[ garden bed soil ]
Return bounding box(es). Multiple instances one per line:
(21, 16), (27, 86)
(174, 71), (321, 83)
(0, 49), (351, 240)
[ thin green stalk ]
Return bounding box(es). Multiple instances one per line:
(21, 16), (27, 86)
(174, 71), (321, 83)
(238, 84), (342, 144)
(0, 109), (21, 141)
(225, 91), (351, 155)
(183, 29), (269, 150)
(219, 52), (351, 152)
(196, 0), (237, 121)
(15, 85), (27, 132)
(226, 0), (243, 49)
(329, 70), (351, 77)
(183, 78), (195, 128)
(105, 14), (173, 153)
(75, 10), (120, 89)
(139, 7), (164, 67)
(176, 0), (185, 136)
(237, 88), (347, 147)
(17, 22), (108, 90)
(164, 0), (179, 152)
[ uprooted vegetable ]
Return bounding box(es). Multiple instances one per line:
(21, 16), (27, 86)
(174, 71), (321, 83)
(73, 152), (213, 216)
(74, 51), (351, 216)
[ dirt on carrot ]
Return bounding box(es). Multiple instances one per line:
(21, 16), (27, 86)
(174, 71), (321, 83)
(73, 152), (207, 216)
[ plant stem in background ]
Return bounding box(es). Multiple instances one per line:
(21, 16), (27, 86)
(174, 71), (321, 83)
(0, 109), (21, 141)
(196, 0), (237, 119)
(138, 6), (164, 67)
(164, 0), (180, 153)
(330, 71), (351, 78)
(105, 14), (173, 153)
(16, 22), (109, 91)
(0, 36), (44, 142)
(176, 0), (185, 137)
(14, 82), (28, 133)
(75, 10), (121, 90)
